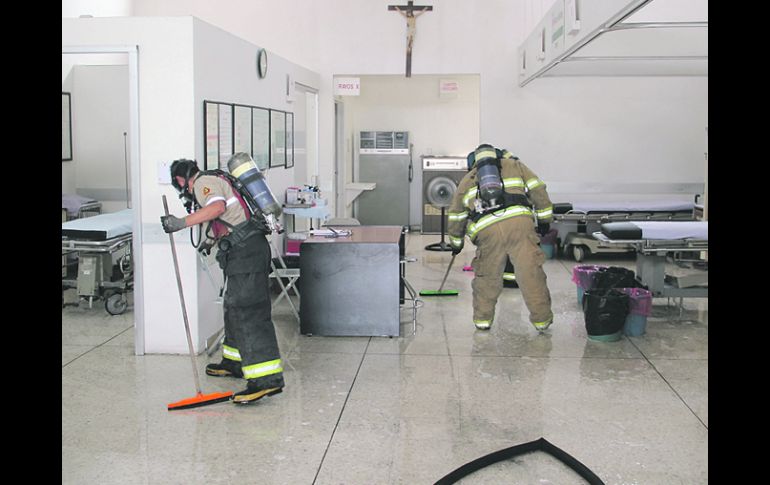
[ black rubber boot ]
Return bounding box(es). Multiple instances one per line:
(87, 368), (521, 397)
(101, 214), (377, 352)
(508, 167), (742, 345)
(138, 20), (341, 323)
(205, 360), (243, 378)
(232, 380), (283, 404)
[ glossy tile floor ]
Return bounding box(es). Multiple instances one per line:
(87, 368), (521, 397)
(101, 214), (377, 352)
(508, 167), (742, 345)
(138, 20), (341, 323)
(62, 234), (708, 484)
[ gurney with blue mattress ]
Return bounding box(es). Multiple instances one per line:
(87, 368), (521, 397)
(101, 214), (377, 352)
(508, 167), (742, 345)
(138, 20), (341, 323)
(552, 200), (696, 261)
(62, 193), (102, 221)
(593, 221), (708, 299)
(61, 209), (133, 314)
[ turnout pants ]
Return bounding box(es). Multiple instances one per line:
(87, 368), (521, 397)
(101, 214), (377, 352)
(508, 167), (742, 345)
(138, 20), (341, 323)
(217, 233), (285, 390)
(471, 216), (553, 328)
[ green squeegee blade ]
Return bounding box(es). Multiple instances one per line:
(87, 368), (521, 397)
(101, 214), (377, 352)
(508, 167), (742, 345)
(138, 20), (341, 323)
(419, 290), (459, 296)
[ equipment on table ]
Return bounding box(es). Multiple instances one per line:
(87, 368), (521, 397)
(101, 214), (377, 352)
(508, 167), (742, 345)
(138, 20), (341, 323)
(163, 196), (233, 411)
(420, 253), (459, 297)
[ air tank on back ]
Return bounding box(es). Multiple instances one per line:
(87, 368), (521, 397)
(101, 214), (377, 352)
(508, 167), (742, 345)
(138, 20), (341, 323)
(476, 160), (503, 204)
(227, 152), (282, 216)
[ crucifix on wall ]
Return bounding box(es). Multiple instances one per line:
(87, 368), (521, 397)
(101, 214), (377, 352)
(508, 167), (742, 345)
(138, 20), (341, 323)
(388, 1), (433, 78)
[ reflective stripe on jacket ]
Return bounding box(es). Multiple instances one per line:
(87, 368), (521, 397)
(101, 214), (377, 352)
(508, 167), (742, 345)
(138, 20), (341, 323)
(447, 157), (553, 245)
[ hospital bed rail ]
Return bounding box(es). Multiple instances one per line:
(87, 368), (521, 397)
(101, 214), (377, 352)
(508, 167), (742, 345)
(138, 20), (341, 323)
(592, 222), (708, 301)
(61, 210), (133, 315)
(551, 201), (697, 261)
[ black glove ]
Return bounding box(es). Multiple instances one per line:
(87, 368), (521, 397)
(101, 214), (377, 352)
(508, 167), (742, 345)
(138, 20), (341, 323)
(536, 222), (550, 237)
(451, 247), (462, 256)
(198, 240), (215, 256)
(161, 215), (186, 233)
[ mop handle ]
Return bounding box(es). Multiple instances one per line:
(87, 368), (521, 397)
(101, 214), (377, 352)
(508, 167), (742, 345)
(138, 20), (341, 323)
(163, 195), (202, 396)
(437, 254), (456, 293)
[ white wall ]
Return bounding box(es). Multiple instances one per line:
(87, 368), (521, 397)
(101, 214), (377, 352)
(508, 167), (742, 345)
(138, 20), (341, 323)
(191, 18), (319, 344)
(63, 15), (320, 354)
(131, 0), (707, 215)
(341, 74), (480, 226)
(63, 16), (197, 354)
(69, 65), (131, 213)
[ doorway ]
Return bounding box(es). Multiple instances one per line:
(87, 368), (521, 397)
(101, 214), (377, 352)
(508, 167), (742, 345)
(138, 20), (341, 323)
(62, 45), (145, 355)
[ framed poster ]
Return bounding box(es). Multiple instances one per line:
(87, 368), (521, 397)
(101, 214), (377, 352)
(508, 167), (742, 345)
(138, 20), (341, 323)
(204, 101), (219, 170)
(233, 104), (252, 156)
(218, 103), (233, 169)
(285, 112), (294, 168)
(62, 92), (72, 161)
(270, 110), (286, 168)
(252, 107), (270, 170)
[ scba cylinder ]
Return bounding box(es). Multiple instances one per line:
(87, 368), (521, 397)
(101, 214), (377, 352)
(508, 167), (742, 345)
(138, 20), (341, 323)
(227, 152), (282, 216)
(477, 160), (503, 203)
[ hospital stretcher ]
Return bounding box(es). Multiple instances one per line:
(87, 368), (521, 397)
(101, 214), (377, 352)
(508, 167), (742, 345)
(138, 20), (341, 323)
(61, 209), (133, 314)
(62, 193), (102, 221)
(592, 221), (708, 300)
(552, 200), (697, 261)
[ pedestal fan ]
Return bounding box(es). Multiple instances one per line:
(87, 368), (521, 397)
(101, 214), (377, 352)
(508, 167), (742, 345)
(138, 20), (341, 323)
(424, 176), (457, 252)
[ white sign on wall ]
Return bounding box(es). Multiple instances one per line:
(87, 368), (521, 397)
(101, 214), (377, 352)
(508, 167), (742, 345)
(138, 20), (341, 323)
(334, 77), (360, 96)
(439, 79), (459, 98)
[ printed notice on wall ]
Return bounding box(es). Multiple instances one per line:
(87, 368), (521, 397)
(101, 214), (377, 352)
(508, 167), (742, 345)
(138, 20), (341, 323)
(218, 104), (233, 170)
(334, 77), (360, 96)
(439, 79), (459, 98)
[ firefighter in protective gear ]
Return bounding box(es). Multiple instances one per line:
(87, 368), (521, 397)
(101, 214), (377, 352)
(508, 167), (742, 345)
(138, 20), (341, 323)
(448, 144), (554, 332)
(161, 158), (285, 404)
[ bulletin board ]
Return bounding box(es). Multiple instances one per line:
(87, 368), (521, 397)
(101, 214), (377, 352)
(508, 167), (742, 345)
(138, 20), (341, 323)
(62, 92), (72, 161)
(270, 110), (286, 168)
(203, 100), (293, 172)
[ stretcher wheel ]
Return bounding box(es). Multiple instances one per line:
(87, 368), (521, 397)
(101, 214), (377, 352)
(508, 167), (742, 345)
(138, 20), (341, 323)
(572, 245), (587, 262)
(105, 292), (128, 315)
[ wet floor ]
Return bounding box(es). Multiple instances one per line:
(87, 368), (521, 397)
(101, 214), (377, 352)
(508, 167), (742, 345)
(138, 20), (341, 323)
(62, 233), (707, 484)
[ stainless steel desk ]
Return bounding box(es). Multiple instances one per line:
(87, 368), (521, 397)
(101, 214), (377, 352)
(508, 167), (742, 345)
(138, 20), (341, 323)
(299, 226), (403, 336)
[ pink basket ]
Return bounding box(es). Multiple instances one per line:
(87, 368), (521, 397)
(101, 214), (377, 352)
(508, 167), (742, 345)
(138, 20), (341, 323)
(571, 265), (607, 289)
(618, 287), (652, 316)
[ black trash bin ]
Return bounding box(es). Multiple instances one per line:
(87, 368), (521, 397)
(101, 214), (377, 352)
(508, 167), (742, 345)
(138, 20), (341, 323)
(582, 288), (630, 342)
(591, 266), (639, 290)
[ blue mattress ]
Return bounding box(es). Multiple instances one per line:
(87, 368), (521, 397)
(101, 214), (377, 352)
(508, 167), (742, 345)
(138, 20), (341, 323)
(601, 221), (708, 240)
(571, 200), (695, 213)
(61, 209), (133, 241)
(62, 193), (100, 218)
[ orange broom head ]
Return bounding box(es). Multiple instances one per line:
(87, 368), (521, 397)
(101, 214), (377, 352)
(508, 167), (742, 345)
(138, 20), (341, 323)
(168, 391), (234, 411)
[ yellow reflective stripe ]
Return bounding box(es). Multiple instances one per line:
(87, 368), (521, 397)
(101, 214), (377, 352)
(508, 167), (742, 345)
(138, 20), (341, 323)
(449, 236), (464, 247)
(223, 345), (242, 362)
(448, 211), (467, 221)
(503, 273), (516, 281)
(526, 178), (544, 190)
(463, 187), (479, 207)
(502, 178), (524, 188)
(475, 149), (497, 162)
(467, 206), (533, 239)
(500, 150), (514, 159)
(536, 207), (553, 218)
(230, 162), (252, 178)
(242, 359), (283, 379)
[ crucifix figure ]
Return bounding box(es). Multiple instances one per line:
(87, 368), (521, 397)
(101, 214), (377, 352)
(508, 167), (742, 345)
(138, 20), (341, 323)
(388, 1), (433, 77)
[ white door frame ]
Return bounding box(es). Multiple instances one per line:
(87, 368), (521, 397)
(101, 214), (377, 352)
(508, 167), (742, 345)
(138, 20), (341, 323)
(62, 45), (145, 355)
